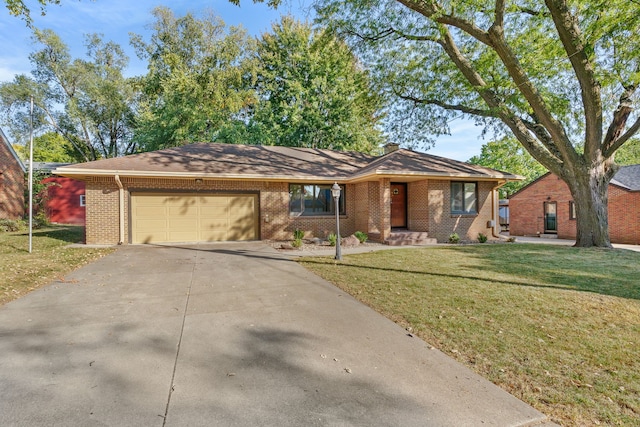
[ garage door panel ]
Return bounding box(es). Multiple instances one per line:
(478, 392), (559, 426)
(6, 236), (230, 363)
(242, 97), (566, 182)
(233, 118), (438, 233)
(131, 193), (258, 244)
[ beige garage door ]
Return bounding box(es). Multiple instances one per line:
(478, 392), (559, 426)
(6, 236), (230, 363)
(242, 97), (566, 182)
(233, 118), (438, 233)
(131, 192), (259, 244)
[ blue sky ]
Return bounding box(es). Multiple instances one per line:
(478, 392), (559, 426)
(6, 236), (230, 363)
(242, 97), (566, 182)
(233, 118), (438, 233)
(0, 0), (486, 160)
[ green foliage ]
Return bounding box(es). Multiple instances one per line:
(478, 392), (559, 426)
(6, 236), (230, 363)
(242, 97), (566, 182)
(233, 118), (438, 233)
(468, 136), (547, 198)
(477, 233), (487, 243)
(13, 132), (81, 162)
(0, 29), (136, 160)
(354, 230), (368, 243)
(130, 8), (257, 151)
(293, 228), (305, 240)
(615, 138), (640, 166)
(327, 232), (337, 246)
(220, 17), (384, 153)
(448, 233), (460, 244)
(0, 218), (26, 233)
(291, 238), (303, 248)
(4, 0), (60, 26)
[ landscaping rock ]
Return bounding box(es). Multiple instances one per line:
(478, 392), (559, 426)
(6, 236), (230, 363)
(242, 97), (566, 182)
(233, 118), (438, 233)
(341, 234), (360, 247)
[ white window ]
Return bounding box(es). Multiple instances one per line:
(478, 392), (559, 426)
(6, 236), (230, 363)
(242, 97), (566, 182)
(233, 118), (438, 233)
(79, 194), (86, 207)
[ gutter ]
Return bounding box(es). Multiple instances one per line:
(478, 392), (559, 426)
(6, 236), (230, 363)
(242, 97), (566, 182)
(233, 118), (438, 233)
(114, 175), (125, 245)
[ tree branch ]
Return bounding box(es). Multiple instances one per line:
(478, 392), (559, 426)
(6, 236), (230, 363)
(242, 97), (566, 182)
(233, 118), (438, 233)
(395, 91), (496, 118)
(603, 85), (638, 157)
(544, 0), (602, 158)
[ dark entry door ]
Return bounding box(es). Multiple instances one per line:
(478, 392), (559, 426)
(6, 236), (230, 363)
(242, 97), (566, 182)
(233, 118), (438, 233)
(544, 201), (557, 233)
(391, 183), (407, 228)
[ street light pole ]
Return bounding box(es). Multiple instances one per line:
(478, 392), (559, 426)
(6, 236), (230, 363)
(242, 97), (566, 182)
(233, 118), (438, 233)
(331, 182), (342, 261)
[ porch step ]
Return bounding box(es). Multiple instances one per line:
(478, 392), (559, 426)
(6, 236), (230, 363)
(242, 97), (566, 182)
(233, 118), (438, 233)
(384, 231), (438, 246)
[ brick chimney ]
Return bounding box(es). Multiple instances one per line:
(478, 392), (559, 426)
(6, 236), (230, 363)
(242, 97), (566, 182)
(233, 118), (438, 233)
(383, 143), (400, 154)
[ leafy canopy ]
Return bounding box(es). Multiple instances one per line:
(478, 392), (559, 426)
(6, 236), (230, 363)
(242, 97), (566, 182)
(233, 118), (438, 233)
(221, 16), (384, 153)
(0, 29), (136, 160)
(468, 136), (547, 198)
(130, 7), (257, 151)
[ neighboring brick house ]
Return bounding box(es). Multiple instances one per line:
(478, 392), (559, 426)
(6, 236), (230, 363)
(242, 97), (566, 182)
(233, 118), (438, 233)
(54, 143), (519, 245)
(0, 128), (25, 219)
(509, 166), (640, 244)
(30, 163), (86, 225)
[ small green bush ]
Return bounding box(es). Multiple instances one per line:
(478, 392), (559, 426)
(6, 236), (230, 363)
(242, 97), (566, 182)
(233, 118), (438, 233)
(0, 218), (26, 233)
(293, 228), (305, 240)
(448, 233), (460, 244)
(354, 231), (368, 243)
(291, 238), (303, 248)
(327, 233), (337, 247)
(477, 233), (488, 243)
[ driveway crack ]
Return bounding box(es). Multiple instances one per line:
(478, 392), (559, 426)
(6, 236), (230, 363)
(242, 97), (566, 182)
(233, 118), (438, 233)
(162, 253), (197, 426)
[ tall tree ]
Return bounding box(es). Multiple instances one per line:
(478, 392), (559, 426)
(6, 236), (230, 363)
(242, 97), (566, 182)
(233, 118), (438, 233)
(223, 17), (384, 153)
(130, 7), (257, 151)
(0, 29), (136, 160)
(468, 136), (547, 198)
(312, 0), (640, 247)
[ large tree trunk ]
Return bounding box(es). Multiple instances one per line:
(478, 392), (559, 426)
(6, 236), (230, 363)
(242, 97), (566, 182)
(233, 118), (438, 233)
(564, 165), (612, 248)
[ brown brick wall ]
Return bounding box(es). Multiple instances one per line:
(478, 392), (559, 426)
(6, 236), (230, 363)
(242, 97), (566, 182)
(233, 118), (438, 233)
(511, 173), (640, 244)
(85, 177), (358, 244)
(408, 180), (429, 232)
(428, 180), (495, 242)
(0, 137), (25, 219)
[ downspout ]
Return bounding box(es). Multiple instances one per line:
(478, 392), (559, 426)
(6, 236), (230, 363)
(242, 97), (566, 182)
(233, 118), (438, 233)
(114, 175), (124, 245)
(491, 181), (507, 239)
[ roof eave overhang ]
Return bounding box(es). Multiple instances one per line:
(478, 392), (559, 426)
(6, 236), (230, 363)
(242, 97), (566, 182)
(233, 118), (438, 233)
(348, 170), (522, 183)
(52, 168), (354, 183)
(53, 168), (524, 184)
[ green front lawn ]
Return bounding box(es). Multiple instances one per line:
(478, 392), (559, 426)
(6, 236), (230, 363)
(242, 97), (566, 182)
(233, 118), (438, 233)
(0, 225), (114, 306)
(300, 244), (640, 426)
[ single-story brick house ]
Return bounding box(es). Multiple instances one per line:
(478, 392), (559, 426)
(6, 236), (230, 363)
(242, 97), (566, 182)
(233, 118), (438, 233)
(509, 166), (640, 244)
(53, 143), (519, 245)
(31, 162), (86, 225)
(0, 128), (25, 220)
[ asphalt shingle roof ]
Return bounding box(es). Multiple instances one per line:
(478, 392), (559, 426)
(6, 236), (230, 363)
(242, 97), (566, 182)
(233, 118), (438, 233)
(611, 165), (640, 191)
(55, 143), (520, 182)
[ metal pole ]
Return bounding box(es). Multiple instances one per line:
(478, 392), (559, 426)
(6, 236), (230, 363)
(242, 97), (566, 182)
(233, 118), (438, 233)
(28, 96), (34, 253)
(334, 194), (342, 261)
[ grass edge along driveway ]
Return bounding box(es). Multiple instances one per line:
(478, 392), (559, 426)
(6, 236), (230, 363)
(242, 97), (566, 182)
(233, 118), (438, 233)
(0, 225), (114, 306)
(299, 244), (640, 427)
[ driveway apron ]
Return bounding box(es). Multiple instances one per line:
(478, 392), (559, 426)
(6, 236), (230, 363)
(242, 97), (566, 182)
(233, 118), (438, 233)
(0, 243), (554, 426)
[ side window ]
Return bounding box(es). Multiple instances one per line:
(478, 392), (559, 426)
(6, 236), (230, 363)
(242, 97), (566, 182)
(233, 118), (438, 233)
(79, 194), (86, 207)
(451, 182), (477, 214)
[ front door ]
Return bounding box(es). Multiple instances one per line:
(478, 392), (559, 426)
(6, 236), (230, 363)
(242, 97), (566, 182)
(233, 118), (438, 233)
(544, 201), (557, 233)
(391, 183), (407, 228)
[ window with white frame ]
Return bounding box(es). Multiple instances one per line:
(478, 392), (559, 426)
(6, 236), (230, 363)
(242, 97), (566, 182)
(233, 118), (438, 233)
(79, 194), (86, 207)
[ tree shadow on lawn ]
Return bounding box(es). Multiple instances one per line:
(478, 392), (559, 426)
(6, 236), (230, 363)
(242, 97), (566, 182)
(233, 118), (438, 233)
(22, 225), (85, 244)
(301, 244), (640, 301)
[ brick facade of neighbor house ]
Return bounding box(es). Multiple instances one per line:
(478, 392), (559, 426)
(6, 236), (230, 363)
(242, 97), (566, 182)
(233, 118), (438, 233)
(510, 170), (640, 245)
(0, 129), (25, 219)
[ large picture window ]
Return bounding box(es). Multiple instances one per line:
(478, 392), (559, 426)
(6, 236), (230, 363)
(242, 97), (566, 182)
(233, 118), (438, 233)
(289, 184), (345, 216)
(451, 182), (478, 214)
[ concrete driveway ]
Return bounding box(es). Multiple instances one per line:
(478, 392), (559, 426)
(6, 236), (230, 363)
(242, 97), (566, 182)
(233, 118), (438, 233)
(0, 243), (555, 426)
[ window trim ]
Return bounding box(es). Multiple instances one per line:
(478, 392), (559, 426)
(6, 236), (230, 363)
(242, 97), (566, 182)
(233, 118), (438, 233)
(289, 183), (346, 217)
(79, 194), (86, 207)
(569, 201), (576, 220)
(450, 181), (478, 215)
